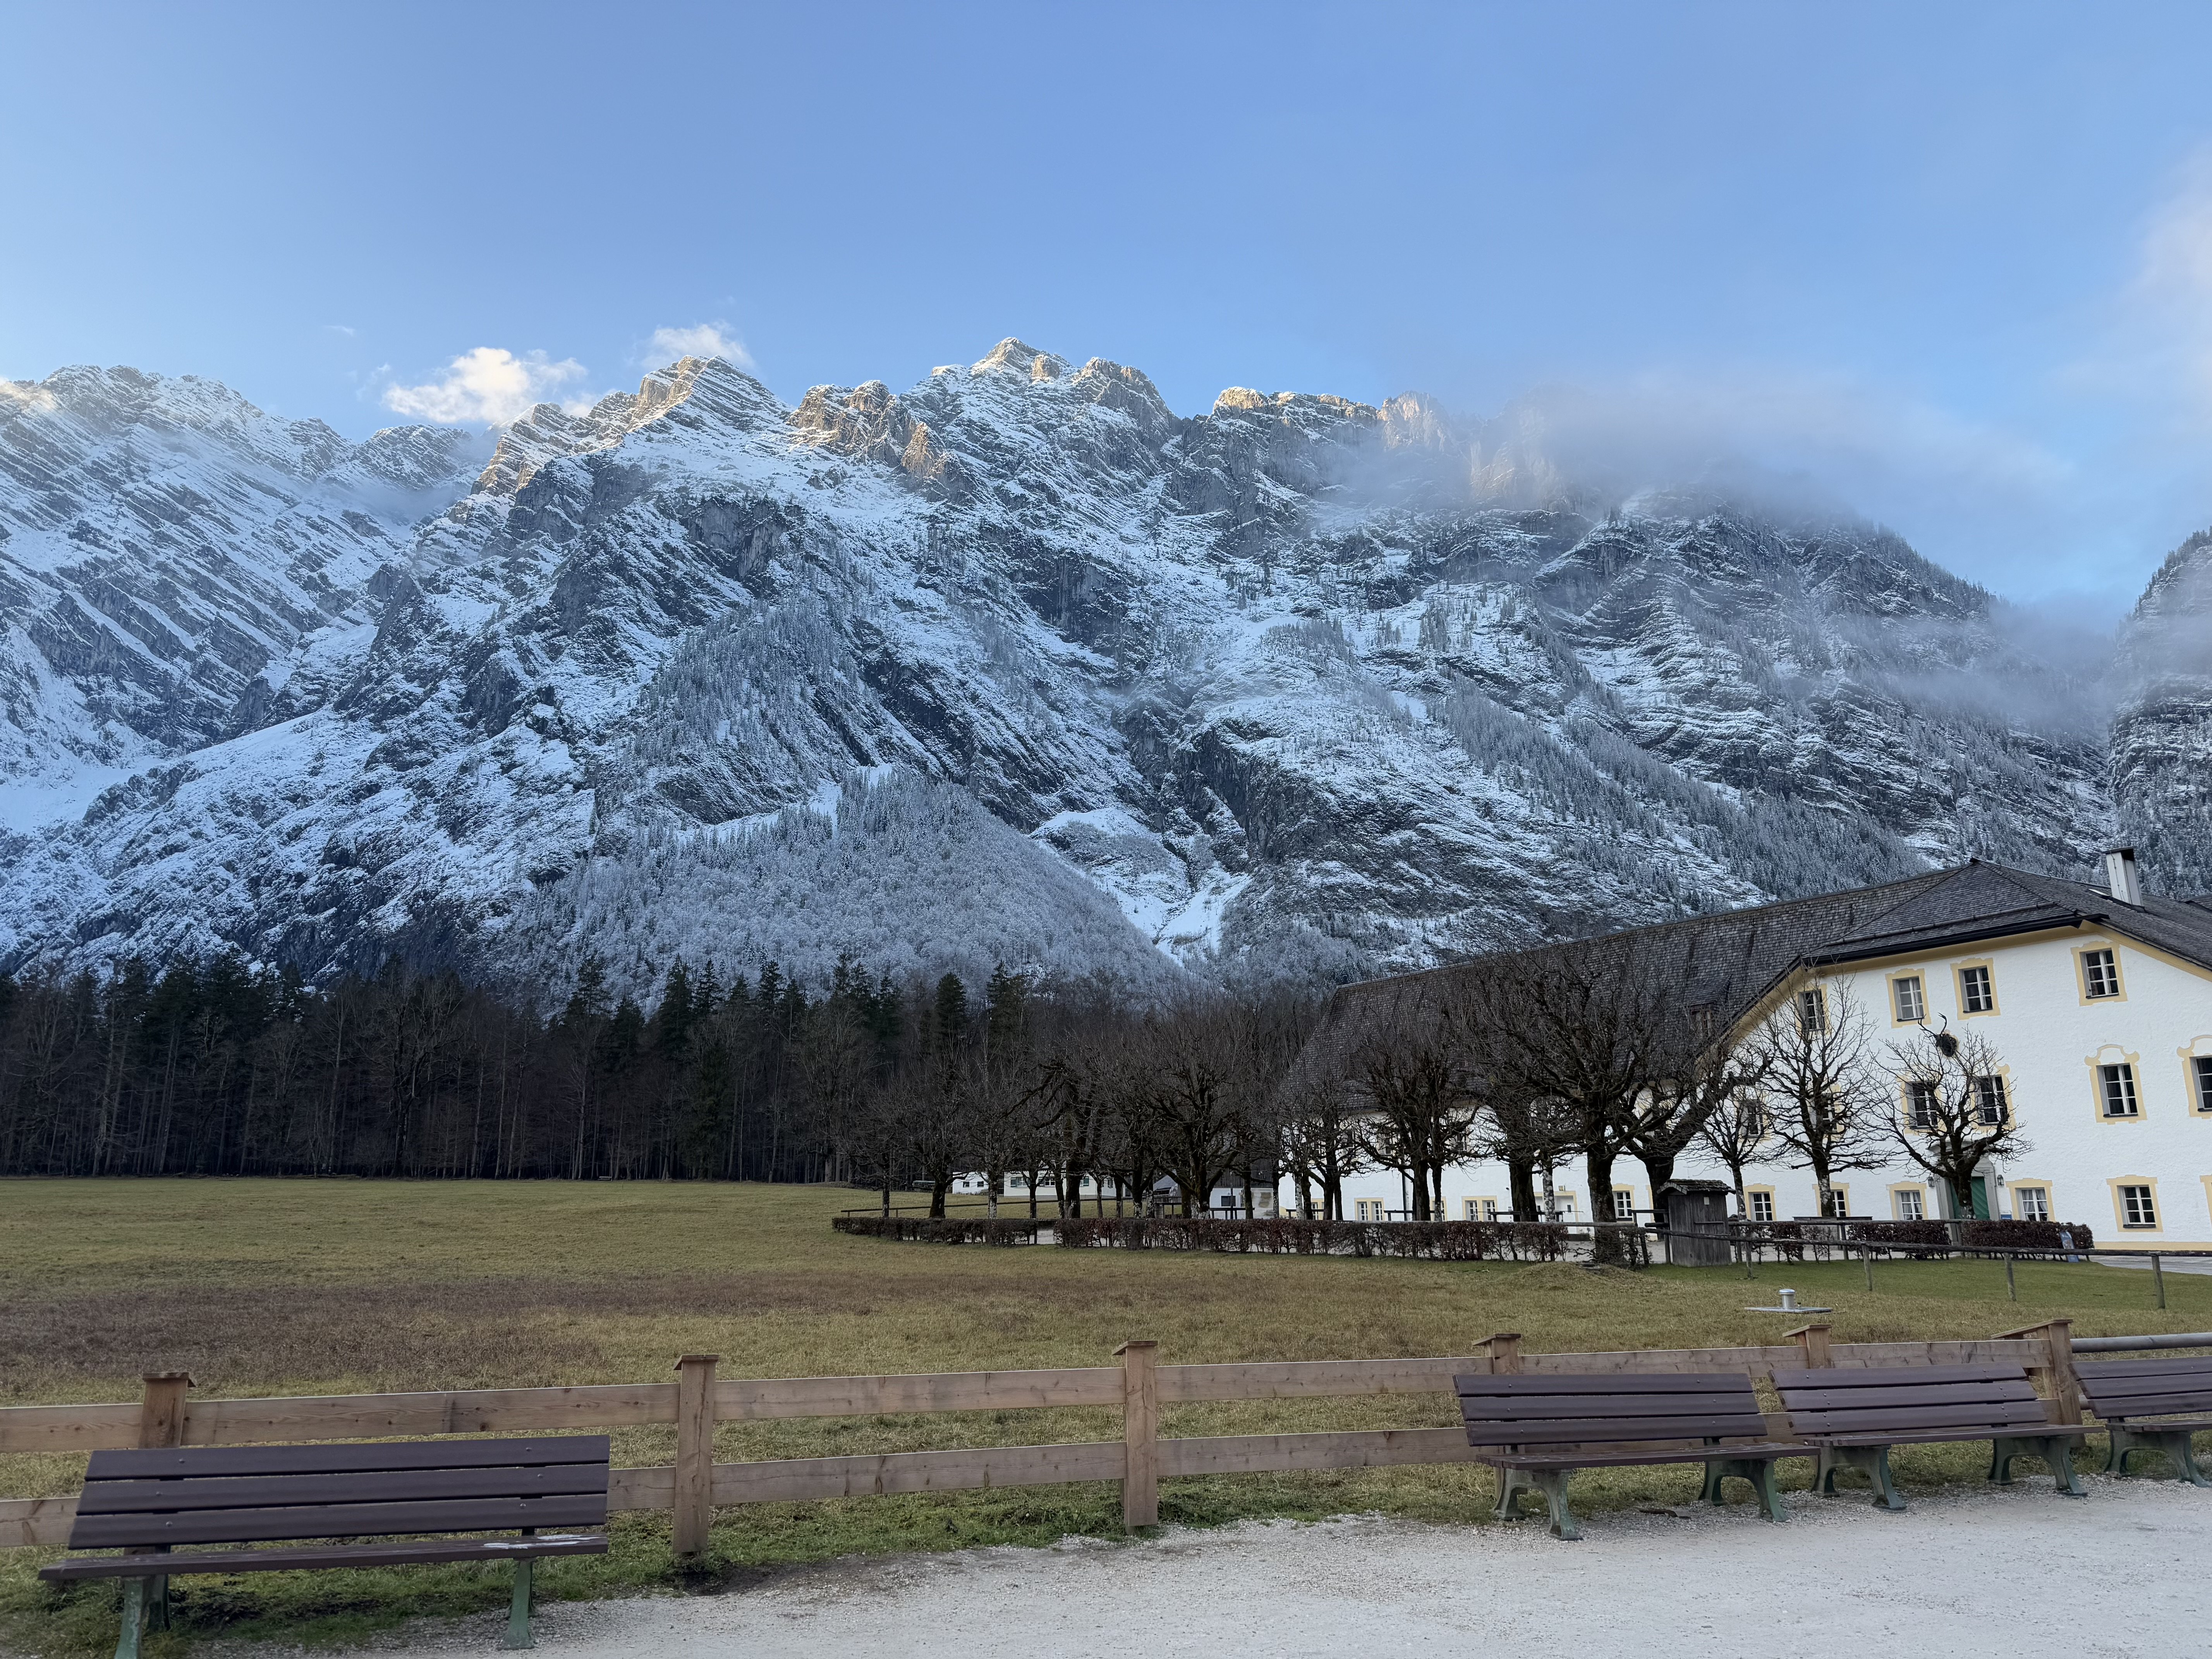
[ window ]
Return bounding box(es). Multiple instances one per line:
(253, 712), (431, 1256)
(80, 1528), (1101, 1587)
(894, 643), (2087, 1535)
(2014, 1185), (2050, 1221)
(2081, 948), (2121, 1000)
(1973, 1074), (2009, 1126)
(2100, 1063), (2140, 1119)
(1353, 1199), (1387, 1221)
(1893, 1187), (1926, 1221)
(1463, 1197), (1499, 1222)
(1748, 1190), (1775, 1222)
(1892, 975), (1925, 1022)
(1906, 1080), (1938, 1130)
(1797, 988), (1828, 1034)
(1689, 1004), (1715, 1042)
(2119, 1184), (2158, 1229)
(1610, 1188), (1636, 1221)
(1821, 1185), (1850, 1219)
(1958, 964), (1995, 1014)
(2194, 1055), (2212, 1114)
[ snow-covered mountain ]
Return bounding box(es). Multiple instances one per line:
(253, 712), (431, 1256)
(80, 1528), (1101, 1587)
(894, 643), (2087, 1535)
(0, 366), (487, 826)
(2113, 527), (2212, 895)
(0, 342), (2164, 999)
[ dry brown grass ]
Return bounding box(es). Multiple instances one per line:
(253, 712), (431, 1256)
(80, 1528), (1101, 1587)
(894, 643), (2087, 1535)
(2, 1177), (2202, 1653)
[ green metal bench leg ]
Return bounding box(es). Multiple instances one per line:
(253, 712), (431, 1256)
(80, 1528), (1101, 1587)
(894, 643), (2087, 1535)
(1822, 1445), (1905, 1510)
(501, 1556), (535, 1650)
(1992, 1437), (2086, 1497)
(2111, 1428), (2212, 1487)
(147, 1568), (169, 1633)
(114, 1577), (145, 1659)
(1530, 1468), (1579, 1540)
(1493, 1467), (1534, 1522)
(1704, 1458), (1787, 1522)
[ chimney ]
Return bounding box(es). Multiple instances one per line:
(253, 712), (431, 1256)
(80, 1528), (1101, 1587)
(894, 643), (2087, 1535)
(2104, 847), (2144, 907)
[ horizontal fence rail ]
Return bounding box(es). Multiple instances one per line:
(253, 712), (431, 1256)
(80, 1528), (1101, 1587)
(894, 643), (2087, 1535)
(0, 1321), (2096, 1551)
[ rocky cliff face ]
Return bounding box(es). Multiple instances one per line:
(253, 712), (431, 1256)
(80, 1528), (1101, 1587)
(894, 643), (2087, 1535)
(0, 366), (487, 825)
(0, 343), (2147, 999)
(2114, 527), (2212, 895)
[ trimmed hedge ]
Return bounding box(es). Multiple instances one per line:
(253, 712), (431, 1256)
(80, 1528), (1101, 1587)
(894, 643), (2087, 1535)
(1730, 1218), (2094, 1260)
(831, 1215), (1046, 1245)
(1051, 1216), (1606, 1261)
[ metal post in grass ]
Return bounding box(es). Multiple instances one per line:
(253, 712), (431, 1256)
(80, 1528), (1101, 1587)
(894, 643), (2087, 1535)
(2006, 1254), (2017, 1302)
(1863, 1246), (1874, 1293)
(2153, 1254), (2167, 1311)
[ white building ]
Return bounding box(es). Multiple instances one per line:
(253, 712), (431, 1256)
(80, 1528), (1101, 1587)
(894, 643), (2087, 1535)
(1313, 852), (2212, 1250)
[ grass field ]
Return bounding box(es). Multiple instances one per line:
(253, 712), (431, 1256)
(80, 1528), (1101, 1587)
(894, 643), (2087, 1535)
(3, 1178), (2204, 1654)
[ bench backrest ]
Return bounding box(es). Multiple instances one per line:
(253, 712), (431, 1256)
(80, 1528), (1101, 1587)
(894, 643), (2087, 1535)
(1772, 1364), (2047, 1437)
(1454, 1371), (1769, 1448)
(2076, 1355), (2212, 1421)
(68, 1436), (611, 1551)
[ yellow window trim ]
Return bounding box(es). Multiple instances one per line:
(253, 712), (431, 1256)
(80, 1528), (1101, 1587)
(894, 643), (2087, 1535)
(2183, 1039), (2212, 1116)
(2108, 1175), (2165, 1234)
(1886, 969), (1930, 1027)
(2073, 939), (2128, 1006)
(1953, 956), (2000, 1018)
(2086, 1048), (2148, 1125)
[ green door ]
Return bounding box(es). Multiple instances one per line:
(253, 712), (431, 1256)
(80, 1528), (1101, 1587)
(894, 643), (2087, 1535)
(1969, 1178), (1992, 1219)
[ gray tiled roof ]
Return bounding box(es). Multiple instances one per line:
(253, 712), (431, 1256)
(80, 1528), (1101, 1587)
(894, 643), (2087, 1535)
(1297, 860), (2212, 1091)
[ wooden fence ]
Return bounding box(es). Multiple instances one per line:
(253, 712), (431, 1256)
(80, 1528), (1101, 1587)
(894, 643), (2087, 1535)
(0, 1321), (2078, 1554)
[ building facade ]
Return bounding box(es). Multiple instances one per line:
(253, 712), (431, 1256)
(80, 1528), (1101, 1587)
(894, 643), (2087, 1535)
(1312, 854), (2212, 1249)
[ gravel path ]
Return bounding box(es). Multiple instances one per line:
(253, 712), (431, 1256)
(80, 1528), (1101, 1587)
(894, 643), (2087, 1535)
(266, 1480), (2209, 1659)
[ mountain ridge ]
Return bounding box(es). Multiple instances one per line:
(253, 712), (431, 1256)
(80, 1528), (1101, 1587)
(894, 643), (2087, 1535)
(0, 342), (2197, 1000)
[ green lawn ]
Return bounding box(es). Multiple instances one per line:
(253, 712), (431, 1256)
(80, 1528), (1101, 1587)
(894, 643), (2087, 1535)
(2, 1178), (2200, 1653)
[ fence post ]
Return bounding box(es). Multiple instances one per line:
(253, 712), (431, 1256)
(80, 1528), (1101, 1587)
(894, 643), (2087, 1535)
(136, 1372), (192, 1631)
(1996, 1319), (2079, 1424)
(1477, 1332), (1523, 1375)
(1786, 1323), (1832, 1368)
(673, 1354), (720, 1559)
(1116, 1340), (1159, 1529)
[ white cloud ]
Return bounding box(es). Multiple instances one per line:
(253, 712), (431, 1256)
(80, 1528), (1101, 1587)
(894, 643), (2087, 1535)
(646, 322), (753, 369)
(2121, 148), (2212, 420)
(382, 347), (594, 426)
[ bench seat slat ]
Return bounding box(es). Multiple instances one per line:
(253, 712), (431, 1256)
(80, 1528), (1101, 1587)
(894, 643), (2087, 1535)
(1803, 1426), (2092, 1448)
(82, 1438), (612, 1483)
(1770, 1364), (2022, 1388)
(1463, 1414), (1772, 1446)
(1450, 1394), (1769, 1420)
(1472, 1442), (1801, 1470)
(1778, 1382), (2040, 1412)
(1454, 1373), (1753, 1396)
(40, 1534), (608, 1581)
(2075, 1358), (2212, 1379)
(1784, 1402), (2052, 1434)
(2080, 1384), (2212, 1409)
(78, 1465), (608, 1516)
(70, 1494), (607, 1551)
(2087, 1395), (2212, 1419)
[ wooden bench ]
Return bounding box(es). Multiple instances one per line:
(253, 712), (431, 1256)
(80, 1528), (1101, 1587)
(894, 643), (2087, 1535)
(39, 1436), (611, 1659)
(1772, 1364), (2088, 1509)
(2077, 1355), (2212, 1486)
(1455, 1371), (1800, 1539)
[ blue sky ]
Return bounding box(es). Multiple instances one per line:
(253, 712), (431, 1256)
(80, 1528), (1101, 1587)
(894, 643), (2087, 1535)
(7, 2), (2212, 613)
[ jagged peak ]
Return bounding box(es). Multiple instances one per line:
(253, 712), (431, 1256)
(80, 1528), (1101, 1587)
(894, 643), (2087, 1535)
(971, 338), (1068, 382)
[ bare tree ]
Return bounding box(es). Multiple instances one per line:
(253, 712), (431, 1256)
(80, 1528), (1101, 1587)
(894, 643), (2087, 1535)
(1693, 1087), (1772, 1220)
(1351, 1014), (1481, 1220)
(1458, 942), (1673, 1255)
(1887, 1022), (2031, 1219)
(1629, 1020), (1771, 1195)
(1753, 980), (1888, 1218)
(1278, 1079), (1367, 1219)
